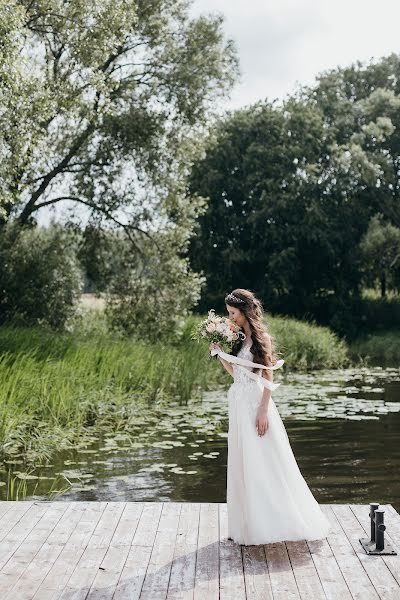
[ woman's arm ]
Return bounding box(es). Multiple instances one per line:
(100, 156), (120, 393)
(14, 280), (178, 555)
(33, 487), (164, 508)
(209, 343), (234, 378)
(218, 355), (234, 378)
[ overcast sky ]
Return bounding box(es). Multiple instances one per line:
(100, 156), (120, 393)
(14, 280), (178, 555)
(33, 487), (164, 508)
(38, 0), (400, 226)
(192, 0), (400, 110)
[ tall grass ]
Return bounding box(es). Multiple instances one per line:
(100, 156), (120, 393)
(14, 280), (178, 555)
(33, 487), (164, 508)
(0, 320), (216, 461)
(349, 331), (400, 365)
(267, 315), (349, 370)
(0, 311), (349, 462)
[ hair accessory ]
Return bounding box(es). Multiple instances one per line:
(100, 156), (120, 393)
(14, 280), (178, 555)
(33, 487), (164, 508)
(226, 293), (245, 304)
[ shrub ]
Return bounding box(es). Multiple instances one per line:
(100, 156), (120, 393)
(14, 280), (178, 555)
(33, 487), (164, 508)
(0, 222), (83, 329)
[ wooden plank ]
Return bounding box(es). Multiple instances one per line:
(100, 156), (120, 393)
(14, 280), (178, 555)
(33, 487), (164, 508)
(332, 504), (399, 599)
(0, 502), (68, 599)
(285, 539), (326, 600)
(306, 514), (352, 600)
(320, 504), (379, 600)
(85, 502), (126, 549)
(7, 502), (90, 600)
(110, 502), (144, 547)
(87, 545), (131, 600)
(0, 501), (23, 522)
(113, 546), (152, 600)
(219, 503), (246, 600)
(350, 504), (400, 588)
(386, 504), (400, 525)
(87, 503), (147, 600)
(167, 502), (200, 600)
(264, 542), (300, 600)
(193, 503), (219, 600)
(113, 502), (163, 600)
(242, 544), (273, 600)
(0, 502), (63, 571)
(59, 502), (125, 600)
(32, 502), (107, 600)
(139, 502), (182, 600)
(0, 502), (34, 542)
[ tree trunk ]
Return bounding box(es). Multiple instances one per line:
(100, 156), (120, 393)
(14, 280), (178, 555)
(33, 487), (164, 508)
(380, 272), (386, 297)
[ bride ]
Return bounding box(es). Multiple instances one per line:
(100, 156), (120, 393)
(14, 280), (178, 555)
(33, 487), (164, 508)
(209, 288), (332, 546)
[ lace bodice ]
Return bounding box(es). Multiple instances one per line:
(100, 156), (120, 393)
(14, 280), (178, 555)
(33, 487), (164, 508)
(237, 341), (254, 364)
(233, 341), (262, 385)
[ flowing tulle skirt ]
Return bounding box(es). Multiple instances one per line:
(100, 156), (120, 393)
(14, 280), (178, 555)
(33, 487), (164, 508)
(226, 377), (332, 545)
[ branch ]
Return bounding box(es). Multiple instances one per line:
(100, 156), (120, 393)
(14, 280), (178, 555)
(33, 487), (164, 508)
(18, 123), (96, 224)
(33, 195), (160, 254)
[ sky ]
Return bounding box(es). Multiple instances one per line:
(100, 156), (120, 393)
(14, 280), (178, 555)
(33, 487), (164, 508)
(191, 0), (400, 110)
(38, 0), (400, 226)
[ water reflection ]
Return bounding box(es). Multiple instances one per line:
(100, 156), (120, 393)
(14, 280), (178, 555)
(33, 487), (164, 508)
(2, 366), (400, 511)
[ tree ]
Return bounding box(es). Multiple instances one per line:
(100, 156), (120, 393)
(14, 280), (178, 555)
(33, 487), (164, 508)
(188, 98), (361, 319)
(309, 54), (400, 229)
(0, 221), (82, 328)
(0, 0), (238, 331)
(359, 214), (400, 296)
(188, 54), (400, 336)
(0, 0), (237, 237)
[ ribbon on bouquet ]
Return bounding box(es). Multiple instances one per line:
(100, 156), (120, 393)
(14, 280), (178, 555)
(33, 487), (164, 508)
(210, 349), (285, 392)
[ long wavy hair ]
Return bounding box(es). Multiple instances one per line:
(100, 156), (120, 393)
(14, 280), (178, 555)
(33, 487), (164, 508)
(224, 288), (279, 373)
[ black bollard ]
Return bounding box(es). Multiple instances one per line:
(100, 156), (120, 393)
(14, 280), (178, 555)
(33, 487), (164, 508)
(374, 509), (386, 551)
(359, 503), (397, 555)
(369, 502), (380, 543)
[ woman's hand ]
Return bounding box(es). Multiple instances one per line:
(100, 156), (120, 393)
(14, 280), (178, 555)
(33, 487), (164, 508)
(209, 342), (222, 353)
(256, 405), (269, 436)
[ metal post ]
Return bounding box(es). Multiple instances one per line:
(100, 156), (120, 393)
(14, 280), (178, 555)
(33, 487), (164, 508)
(375, 509), (386, 551)
(359, 503), (397, 555)
(369, 502), (379, 543)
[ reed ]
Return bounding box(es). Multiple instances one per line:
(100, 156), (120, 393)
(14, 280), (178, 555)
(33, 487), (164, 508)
(0, 312), (349, 462)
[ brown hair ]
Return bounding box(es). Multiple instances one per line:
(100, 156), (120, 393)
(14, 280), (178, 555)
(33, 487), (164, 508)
(224, 288), (279, 373)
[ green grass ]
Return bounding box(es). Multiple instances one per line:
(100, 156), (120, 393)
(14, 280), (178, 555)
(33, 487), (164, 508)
(0, 316), (218, 462)
(266, 315), (349, 370)
(349, 331), (400, 365)
(0, 310), (352, 463)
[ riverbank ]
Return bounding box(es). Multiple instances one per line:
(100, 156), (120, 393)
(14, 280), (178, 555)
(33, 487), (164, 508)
(0, 311), (381, 468)
(349, 330), (400, 365)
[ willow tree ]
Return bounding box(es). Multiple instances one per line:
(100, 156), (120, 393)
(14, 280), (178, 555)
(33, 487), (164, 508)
(1, 0), (237, 223)
(0, 0), (238, 335)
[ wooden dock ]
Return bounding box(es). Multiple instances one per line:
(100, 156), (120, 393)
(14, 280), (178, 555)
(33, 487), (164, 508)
(0, 501), (399, 599)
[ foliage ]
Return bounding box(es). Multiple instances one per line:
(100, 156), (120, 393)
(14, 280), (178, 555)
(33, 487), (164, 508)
(0, 0), (237, 230)
(0, 0), (238, 334)
(103, 204), (208, 342)
(188, 54), (400, 337)
(349, 331), (400, 366)
(0, 222), (82, 328)
(265, 316), (349, 371)
(359, 214), (400, 296)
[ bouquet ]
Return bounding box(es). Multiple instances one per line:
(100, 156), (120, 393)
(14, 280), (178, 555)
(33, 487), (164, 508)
(191, 309), (246, 354)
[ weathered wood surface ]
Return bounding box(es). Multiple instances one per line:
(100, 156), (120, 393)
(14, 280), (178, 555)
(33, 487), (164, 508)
(0, 502), (398, 599)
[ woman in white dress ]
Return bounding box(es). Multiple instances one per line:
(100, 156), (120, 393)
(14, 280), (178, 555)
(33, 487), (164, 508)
(209, 288), (332, 546)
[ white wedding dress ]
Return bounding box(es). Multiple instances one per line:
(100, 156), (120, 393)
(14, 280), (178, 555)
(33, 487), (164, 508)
(226, 340), (332, 546)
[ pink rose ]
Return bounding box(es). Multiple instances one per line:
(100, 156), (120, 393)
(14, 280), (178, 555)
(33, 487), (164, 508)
(206, 322), (216, 333)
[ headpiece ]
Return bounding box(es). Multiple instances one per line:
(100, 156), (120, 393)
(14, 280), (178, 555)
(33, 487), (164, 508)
(226, 293), (245, 304)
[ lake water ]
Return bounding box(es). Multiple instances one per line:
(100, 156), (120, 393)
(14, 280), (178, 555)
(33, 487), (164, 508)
(2, 366), (400, 512)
